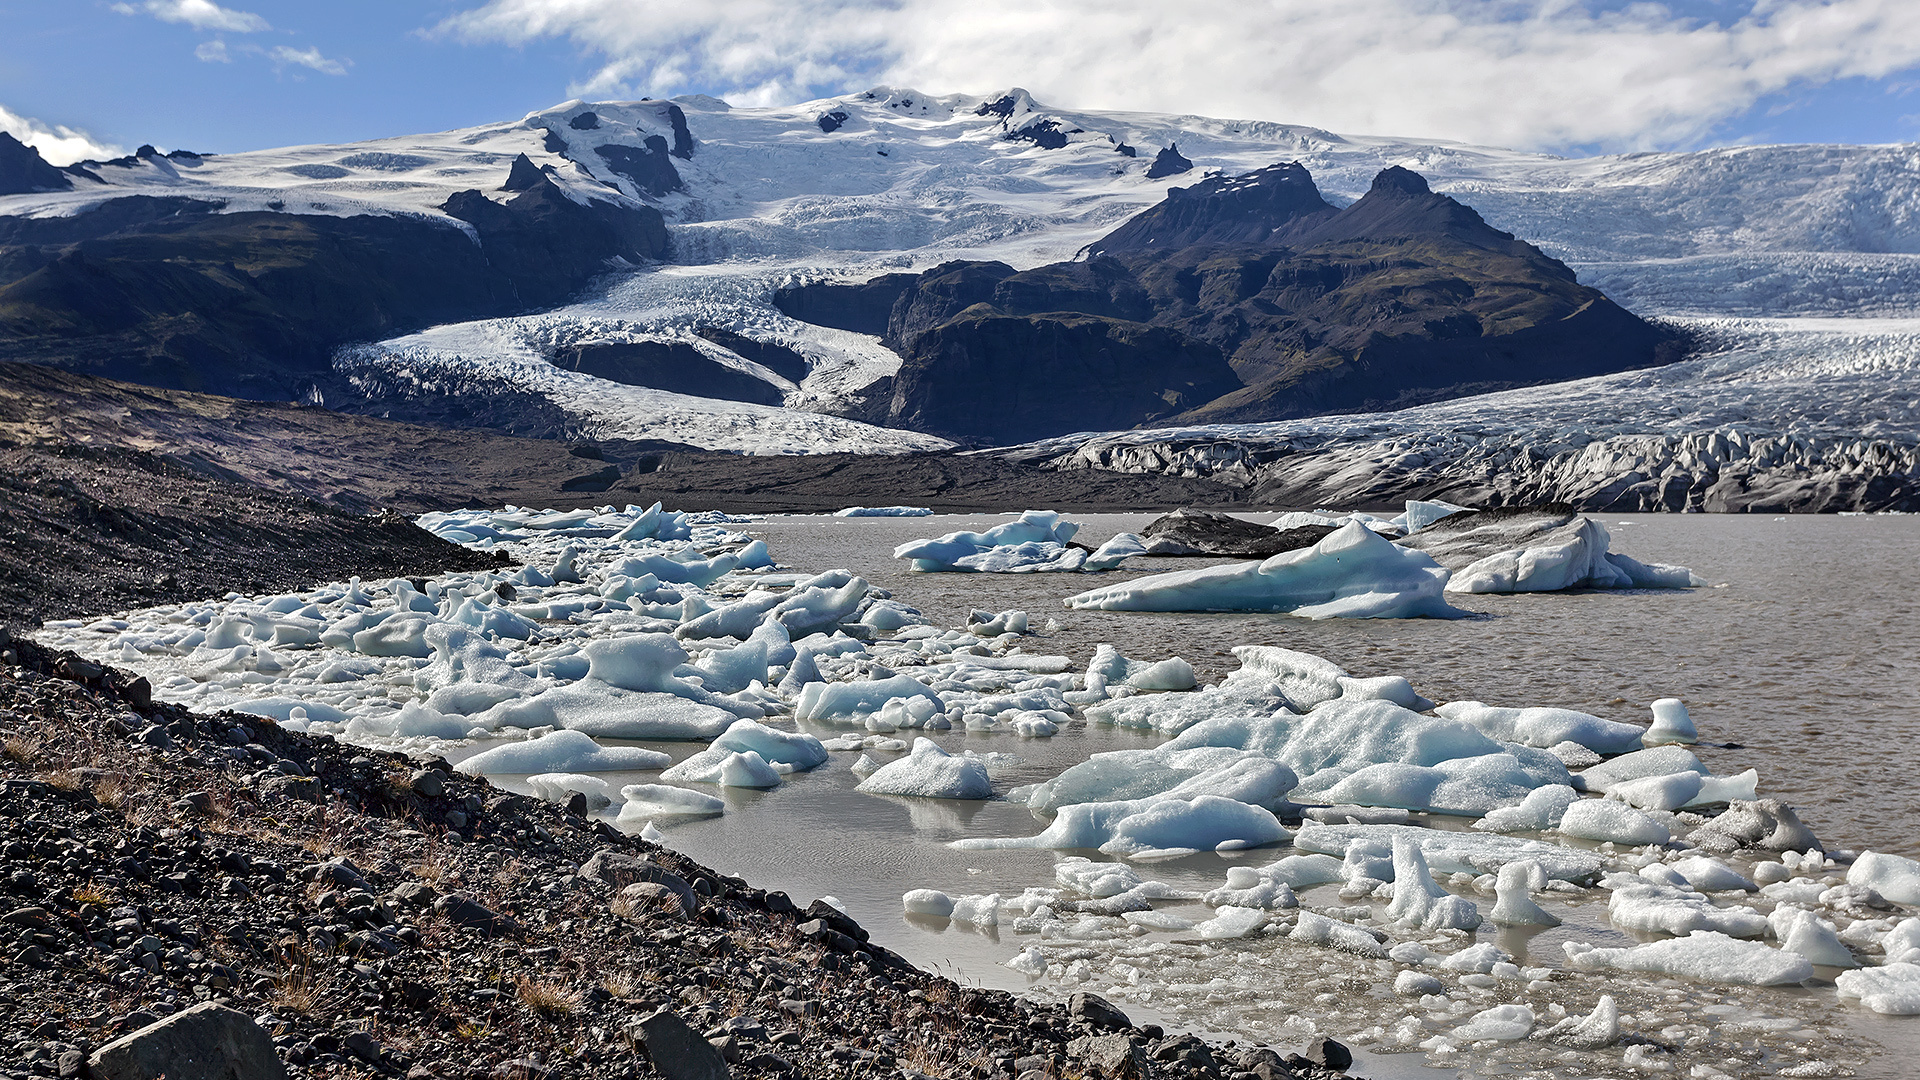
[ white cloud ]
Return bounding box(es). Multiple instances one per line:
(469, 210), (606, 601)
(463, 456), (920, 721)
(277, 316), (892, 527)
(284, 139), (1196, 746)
(434, 0), (1920, 150)
(0, 105), (125, 166)
(113, 0), (271, 33)
(195, 38), (231, 63)
(270, 45), (350, 77)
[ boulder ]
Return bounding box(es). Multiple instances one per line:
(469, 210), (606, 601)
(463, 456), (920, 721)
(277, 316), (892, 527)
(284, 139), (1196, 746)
(89, 1003), (288, 1080)
(634, 1009), (731, 1080)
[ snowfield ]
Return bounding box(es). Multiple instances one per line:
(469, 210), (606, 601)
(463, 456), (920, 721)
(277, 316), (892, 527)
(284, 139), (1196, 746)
(7, 87), (1918, 462)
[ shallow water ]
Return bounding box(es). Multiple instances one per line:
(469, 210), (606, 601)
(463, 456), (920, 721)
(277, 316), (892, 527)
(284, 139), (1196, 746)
(456, 511), (1920, 1079)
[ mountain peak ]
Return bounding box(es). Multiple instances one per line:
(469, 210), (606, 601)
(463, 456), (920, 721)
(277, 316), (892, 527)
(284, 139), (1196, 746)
(1087, 160), (1334, 255)
(0, 131), (74, 195)
(1370, 165), (1431, 196)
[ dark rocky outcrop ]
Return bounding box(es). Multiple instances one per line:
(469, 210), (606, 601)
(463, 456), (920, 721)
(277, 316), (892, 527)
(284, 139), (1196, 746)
(500, 152), (547, 191)
(777, 162), (1680, 439)
(0, 175), (668, 398)
(594, 137), (683, 197)
(554, 339), (784, 404)
(1145, 143), (1194, 179)
(817, 110), (851, 133)
(889, 310), (1240, 445)
(0, 131), (73, 194)
(693, 326), (810, 382)
(1141, 508), (1338, 556)
(568, 111), (600, 130)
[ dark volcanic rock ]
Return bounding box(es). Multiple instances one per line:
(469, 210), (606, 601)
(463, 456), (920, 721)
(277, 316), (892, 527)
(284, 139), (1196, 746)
(500, 152), (547, 191)
(1088, 162), (1334, 255)
(770, 272), (921, 336)
(568, 110), (600, 130)
(1142, 508), (1336, 556)
(89, 1002), (288, 1080)
(636, 1010), (729, 1080)
(554, 339), (784, 404)
(817, 109), (850, 133)
(889, 310), (1240, 445)
(0, 131), (73, 195)
(1145, 143), (1193, 179)
(596, 136), (684, 197)
(0, 177), (669, 398)
(1068, 991), (1132, 1029)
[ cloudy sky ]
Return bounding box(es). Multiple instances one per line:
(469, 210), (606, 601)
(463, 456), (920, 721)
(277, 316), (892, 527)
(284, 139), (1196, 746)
(5, 0), (1920, 163)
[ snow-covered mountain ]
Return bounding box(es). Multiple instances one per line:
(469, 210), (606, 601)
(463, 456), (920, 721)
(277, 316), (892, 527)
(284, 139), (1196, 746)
(3, 87), (1917, 495)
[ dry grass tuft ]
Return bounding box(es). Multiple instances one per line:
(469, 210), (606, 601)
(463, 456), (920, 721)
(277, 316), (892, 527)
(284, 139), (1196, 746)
(39, 768), (83, 792)
(600, 972), (640, 1000)
(72, 881), (116, 907)
(91, 774), (129, 809)
(515, 976), (581, 1017)
(2, 734), (42, 765)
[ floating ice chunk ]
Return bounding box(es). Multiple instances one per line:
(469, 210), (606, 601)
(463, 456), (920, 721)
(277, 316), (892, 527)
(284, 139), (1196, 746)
(1563, 931), (1813, 985)
(950, 893), (1002, 925)
(902, 889), (956, 916)
(954, 794), (1288, 860)
(616, 783), (726, 820)
(1670, 856), (1757, 892)
(1538, 996), (1619, 1049)
(662, 748), (783, 788)
(1195, 906), (1268, 939)
(690, 620), (792, 694)
(1438, 942), (1513, 973)
(1781, 910), (1856, 967)
(793, 673), (941, 722)
(1394, 970), (1443, 995)
(1606, 881), (1767, 937)
(968, 609), (1030, 636)
(1295, 823), (1604, 883)
(857, 738), (993, 799)
(1054, 857), (1143, 899)
(1025, 747), (1298, 814)
(1386, 837), (1481, 930)
(1229, 646), (1348, 708)
(1609, 769), (1760, 811)
(1435, 701), (1643, 754)
(711, 719), (828, 770)
(352, 615), (438, 658)
(1402, 499), (1470, 534)
(836, 506), (933, 517)
(1006, 946), (1048, 975)
(1849, 850), (1920, 906)
(458, 730), (671, 776)
(1452, 1004), (1533, 1042)
(1490, 861), (1560, 926)
(1202, 855), (1343, 909)
(1885, 919), (1920, 965)
(896, 511), (1079, 571)
(230, 697), (352, 726)
(1691, 798), (1824, 854)
(1320, 751), (1564, 816)
(1559, 799), (1671, 845)
(343, 701), (475, 741)
(1446, 517), (1703, 593)
(483, 683), (736, 740)
(860, 599), (929, 632)
(1836, 963), (1920, 1015)
(1291, 910), (1388, 957)
(1083, 677), (1292, 735)
(1085, 532), (1148, 571)
(1336, 674), (1433, 711)
(850, 753), (881, 777)
(1645, 698), (1698, 745)
(1474, 784), (1578, 833)
(525, 773), (612, 809)
(1574, 746), (1706, 792)
(1124, 909), (1197, 932)
(1064, 523), (1460, 618)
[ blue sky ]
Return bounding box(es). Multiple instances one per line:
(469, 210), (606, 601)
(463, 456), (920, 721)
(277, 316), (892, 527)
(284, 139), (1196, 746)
(4, 0), (1920, 162)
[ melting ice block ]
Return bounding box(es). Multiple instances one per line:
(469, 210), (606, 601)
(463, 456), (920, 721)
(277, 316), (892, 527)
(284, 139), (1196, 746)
(617, 783), (726, 820)
(1436, 700), (1644, 754)
(1452, 1004), (1534, 1042)
(1024, 746), (1298, 814)
(836, 506), (933, 517)
(952, 794), (1288, 860)
(1294, 823), (1605, 883)
(710, 719), (828, 769)
(856, 738), (993, 799)
(457, 730), (671, 776)
(902, 889), (955, 916)
(1444, 517), (1704, 594)
(1645, 698), (1698, 745)
(1836, 963), (1920, 1015)
(1490, 861), (1559, 926)
(1849, 850), (1920, 906)
(1063, 522), (1461, 618)
(1564, 931), (1814, 985)
(484, 682), (738, 740)
(661, 748), (784, 788)
(1558, 799), (1671, 845)
(894, 511), (1082, 571)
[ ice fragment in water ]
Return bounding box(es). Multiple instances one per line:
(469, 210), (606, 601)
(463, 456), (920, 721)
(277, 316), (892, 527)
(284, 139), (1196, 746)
(1849, 850), (1920, 906)
(1563, 931), (1813, 985)
(1557, 799), (1671, 845)
(1452, 1004), (1533, 1041)
(1474, 784), (1578, 833)
(1290, 910), (1388, 957)
(661, 748), (784, 788)
(1385, 836), (1481, 930)
(1436, 700), (1643, 754)
(457, 730), (671, 776)
(1490, 861), (1559, 926)
(1835, 963), (1920, 1015)
(1006, 946), (1047, 975)
(617, 784), (726, 820)
(902, 889), (956, 917)
(856, 738), (993, 799)
(1194, 906), (1268, 939)
(1645, 697), (1698, 745)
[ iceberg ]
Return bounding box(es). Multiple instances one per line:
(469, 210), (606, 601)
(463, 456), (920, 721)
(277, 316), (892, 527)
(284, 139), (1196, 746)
(894, 511), (1080, 571)
(457, 730), (671, 776)
(1063, 522), (1460, 618)
(952, 794), (1289, 860)
(856, 738), (993, 799)
(1443, 517), (1705, 594)
(616, 783), (726, 820)
(835, 506), (934, 517)
(1836, 963), (1920, 1015)
(661, 748), (785, 788)
(1294, 823), (1605, 883)
(1436, 700), (1643, 754)
(1563, 932), (1814, 986)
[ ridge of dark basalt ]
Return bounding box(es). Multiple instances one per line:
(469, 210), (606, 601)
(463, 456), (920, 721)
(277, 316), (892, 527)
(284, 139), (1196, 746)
(774, 163), (1681, 445)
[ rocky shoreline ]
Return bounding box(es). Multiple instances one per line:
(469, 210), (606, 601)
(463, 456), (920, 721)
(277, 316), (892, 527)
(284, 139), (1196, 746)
(0, 628), (1361, 1080)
